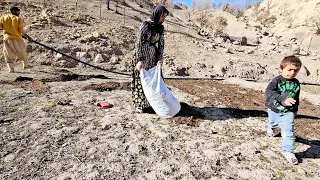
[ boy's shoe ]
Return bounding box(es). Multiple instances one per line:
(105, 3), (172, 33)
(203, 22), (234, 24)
(282, 151), (298, 165)
(267, 128), (276, 137)
(267, 128), (280, 137)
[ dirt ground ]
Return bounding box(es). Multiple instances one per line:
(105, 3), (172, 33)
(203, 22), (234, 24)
(1, 0), (320, 179)
(1, 72), (320, 179)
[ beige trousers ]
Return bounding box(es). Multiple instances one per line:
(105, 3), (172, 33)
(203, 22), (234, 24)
(3, 38), (28, 72)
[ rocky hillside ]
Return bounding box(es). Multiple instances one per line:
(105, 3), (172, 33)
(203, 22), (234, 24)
(1, 0), (320, 83)
(245, 0), (320, 52)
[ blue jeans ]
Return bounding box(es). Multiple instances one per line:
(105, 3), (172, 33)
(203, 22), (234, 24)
(267, 109), (295, 152)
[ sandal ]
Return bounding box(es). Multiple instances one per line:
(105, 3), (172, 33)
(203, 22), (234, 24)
(282, 151), (298, 165)
(267, 128), (280, 137)
(267, 128), (275, 137)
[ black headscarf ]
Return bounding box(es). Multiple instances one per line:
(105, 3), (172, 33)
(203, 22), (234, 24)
(150, 5), (169, 23)
(148, 5), (169, 34)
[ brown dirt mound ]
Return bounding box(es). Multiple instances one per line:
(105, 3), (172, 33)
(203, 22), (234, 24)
(41, 74), (108, 82)
(170, 102), (203, 127)
(166, 79), (320, 142)
(0, 78), (49, 95)
(81, 82), (131, 91)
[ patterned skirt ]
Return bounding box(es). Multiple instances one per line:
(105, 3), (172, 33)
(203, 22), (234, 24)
(131, 50), (150, 111)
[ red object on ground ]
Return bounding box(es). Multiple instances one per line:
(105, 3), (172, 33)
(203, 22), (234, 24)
(97, 101), (113, 109)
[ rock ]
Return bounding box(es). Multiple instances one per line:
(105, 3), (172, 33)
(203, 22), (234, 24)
(199, 28), (209, 36)
(290, 45), (300, 55)
(124, 25), (135, 30)
(215, 37), (226, 44)
(26, 45), (33, 53)
(76, 52), (89, 59)
(198, 63), (206, 69)
(197, 42), (204, 47)
(74, 33), (81, 38)
(229, 36), (247, 46)
(262, 31), (269, 36)
(232, 41), (240, 45)
(79, 34), (98, 43)
(269, 46), (277, 51)
(224, 48), (231, 53)
(94, 54), (104, 63)
(40, 8), (59, 24)
(56, 53), (63, 60)
(290, 37), (297, 42)
(175, 67), (189, 76)
(252, 37), (260, 45)
(110, 55), (119, 64)
(246, 50), (254, 54)
(58, 60), (67, 66)
(92, 31), (100, 38)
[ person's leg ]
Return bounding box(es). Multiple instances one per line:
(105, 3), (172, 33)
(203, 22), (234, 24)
(131, 49), (150, 112)
(279, 111), (295, 152)
(15, 40), (28, 69)
(267, 109), (279, 136)
(3, 39), (16, 73)
(279, 111), (298, 164)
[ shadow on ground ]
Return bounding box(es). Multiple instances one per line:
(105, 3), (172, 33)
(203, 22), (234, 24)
(296, 137), (320, 161)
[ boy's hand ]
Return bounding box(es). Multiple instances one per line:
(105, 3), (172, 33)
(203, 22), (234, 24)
(284, 98), (296, 106)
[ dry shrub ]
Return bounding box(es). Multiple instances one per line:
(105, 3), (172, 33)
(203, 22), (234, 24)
(196, 11), (209, 28)
(311, 15), (320, 34)
(252, 0), (260, 19)
(257, 8), (277, 27)
(209, 16), (228, 35)
(221, 3), (243, 18)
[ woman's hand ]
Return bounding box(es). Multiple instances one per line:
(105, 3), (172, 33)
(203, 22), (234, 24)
(136, 61), (144, 71)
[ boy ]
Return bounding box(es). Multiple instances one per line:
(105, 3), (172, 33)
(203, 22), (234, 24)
(265, 55), (302, 165)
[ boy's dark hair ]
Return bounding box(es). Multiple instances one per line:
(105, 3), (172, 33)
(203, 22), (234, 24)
(280, 55), (302, 70)
(10, 7), (20, 14)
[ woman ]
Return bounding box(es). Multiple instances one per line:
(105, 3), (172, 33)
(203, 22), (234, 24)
(131, 5), (169, 113)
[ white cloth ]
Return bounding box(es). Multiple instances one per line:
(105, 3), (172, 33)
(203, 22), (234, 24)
(140, 65), (181, 118)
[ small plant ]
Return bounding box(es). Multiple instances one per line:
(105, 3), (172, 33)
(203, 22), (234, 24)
(257, 8), (277, 27)
(9, 106), (20, 112)
(286, 17), (294, 28)
(252, 0), (261, 19)
(311, 14), (320, 34)
(209, 16), (228, 36)
(196, 11), (209, 28)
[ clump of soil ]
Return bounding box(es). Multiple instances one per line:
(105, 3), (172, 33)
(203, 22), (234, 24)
(41, 74), (108, 82)
(170, 102), (203, 127)
(81, 82), (131, 91)
(0, 77), (49, 95)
